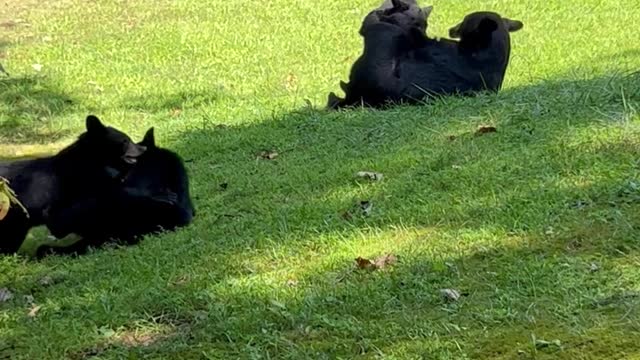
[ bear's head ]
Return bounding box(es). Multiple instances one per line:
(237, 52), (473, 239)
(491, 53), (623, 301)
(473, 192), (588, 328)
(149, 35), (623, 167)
(77, 115), (147, 173)
(361, 0), (433, 37)
(448, 11), (523, 49)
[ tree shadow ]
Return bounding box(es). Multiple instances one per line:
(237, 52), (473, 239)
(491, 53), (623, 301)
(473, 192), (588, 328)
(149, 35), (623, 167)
(6, 71), (640, 358)
(163, 71), (639, 243)
(0, 76), (76, 144)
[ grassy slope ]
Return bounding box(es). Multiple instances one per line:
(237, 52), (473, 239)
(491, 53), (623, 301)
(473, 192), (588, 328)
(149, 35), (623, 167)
(1, 0), (640, 358)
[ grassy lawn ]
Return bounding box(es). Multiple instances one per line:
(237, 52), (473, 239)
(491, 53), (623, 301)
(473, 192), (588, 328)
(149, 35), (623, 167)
(1, 0), (640, 358)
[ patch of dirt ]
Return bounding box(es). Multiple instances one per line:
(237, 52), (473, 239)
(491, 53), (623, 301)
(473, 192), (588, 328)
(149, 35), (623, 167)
(68, 325), (181, 360)
(112, 330), (170, 348)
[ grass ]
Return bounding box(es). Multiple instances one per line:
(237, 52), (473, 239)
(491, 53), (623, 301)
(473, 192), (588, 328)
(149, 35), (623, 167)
(1, 0), (640, 358)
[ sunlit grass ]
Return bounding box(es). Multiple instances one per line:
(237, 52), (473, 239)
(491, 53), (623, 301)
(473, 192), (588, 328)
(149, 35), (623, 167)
(1, 0), (640, 358)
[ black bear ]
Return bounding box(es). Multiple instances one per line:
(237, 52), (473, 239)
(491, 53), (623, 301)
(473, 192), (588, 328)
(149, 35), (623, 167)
(0, 115), (146, 254)
(37, 127), (195, 257)
(329, 0), (434, 109)
(329, 11), (523, 109)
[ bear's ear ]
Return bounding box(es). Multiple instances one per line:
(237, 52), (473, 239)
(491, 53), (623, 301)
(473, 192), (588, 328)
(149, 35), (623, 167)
(391, 0), (403, 9)
(503, 18), (523, 32)
(449, 22), (462, 38)
(340, 80), (349, 92)
(478, 17), (499, 33)
(86, 115), (106, 133)
(422, 5), (433, 19)
(141, 127), (156, 148)
(327, 92), (343, 109)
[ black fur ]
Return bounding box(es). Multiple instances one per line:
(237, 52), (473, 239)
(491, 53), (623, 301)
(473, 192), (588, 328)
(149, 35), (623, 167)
(360, 0), (432, 37)
(329, 11), (523, 109)
(330, 0), (433, 109)
(0, 115), (146, 254)
(38, 127), (195, 257)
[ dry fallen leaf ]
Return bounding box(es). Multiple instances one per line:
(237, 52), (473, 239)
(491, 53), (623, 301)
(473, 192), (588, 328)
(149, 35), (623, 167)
(355, 254), (398, 271)
(0, 20), (17, 29)
(0, 191), (9, 220)
(356, 171), (384, 181)
(355, 257), (376, 270)
(32, 63), (43, 72)
(258, 150), (279, 160)
(27, 305), (42, 318)
(286, 279), (298, 287)
(475, 125), (497, 135)
(535, 338), (562, 349)
(39, 276), (53, 286)
(589, 263), (600, 272)
(373, 254), (398, 269)
(284, 73), (298, 91)
(440, 288), (461, 302)
(360, 201), (372, 216)
(0, 177), (28, 221)
(24, 295), (35, 305)
(170, 108), (182, 117)
(171, 275), (190, 287)
(0, 62), (8, 76)
(0, 288), (13, 302)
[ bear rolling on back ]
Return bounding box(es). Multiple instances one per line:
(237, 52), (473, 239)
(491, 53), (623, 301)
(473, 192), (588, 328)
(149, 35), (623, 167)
(329, 0), (434, 109)
(330, 10), (523, 109)
(0, 115), (146, 254)
(38, 127), (195, 257)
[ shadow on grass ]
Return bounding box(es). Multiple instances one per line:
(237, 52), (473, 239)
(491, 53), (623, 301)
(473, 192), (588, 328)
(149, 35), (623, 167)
(167, 71), (640, 238)
(0, 76), (76, 144)
(121, 90), (222, 113)
(5, 72), (640, 358)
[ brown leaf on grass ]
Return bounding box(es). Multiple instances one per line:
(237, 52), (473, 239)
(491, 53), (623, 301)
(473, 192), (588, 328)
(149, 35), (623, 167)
(39, 276), (53, 286)
(356, 171), (384, 181)
(115, 332), (167, 347)
(257, 150), (279, 160)
(170, 108), (182, 117)
(27, 305), (42, 318)
(0, 19), (29, 29)
(475, 125), (497, 135)
(170, 275), (190, 287)
(355, 254), (398, 271)
(342, 200), (373, 221)
(373, 254), (398, 269)
(360, 201), (372, 216)
(286, 279), (299, 287)
(534, 338), (562, 350)
(0, 21), (17, 28)
(440, 288), (461, 302)
(355, 257), (375, 270)
(0, 288), (13, 302)
(284, 73), (298, 91)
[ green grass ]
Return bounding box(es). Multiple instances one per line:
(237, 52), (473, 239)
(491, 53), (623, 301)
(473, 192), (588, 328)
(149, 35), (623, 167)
(1, 0), (640, 358)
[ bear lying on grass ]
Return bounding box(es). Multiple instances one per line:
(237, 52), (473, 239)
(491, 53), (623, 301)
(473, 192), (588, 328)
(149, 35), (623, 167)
(38, 127), (195, 257)
(0, 115), (146, 254)
(329, 3), (523, 109)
